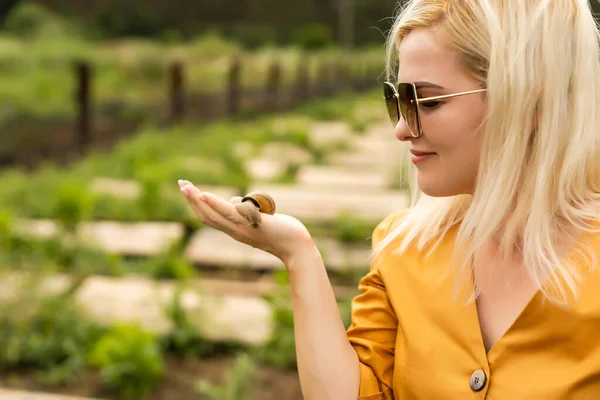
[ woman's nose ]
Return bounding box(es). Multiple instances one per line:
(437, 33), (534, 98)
(394, 117), (414, 142)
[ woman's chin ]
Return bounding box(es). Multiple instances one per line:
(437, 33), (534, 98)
(417, 177), (466, 198)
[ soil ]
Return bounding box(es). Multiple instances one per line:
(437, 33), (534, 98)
(0, 354), (304, 400)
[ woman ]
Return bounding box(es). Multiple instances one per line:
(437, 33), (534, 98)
(179, 0), (600, 398)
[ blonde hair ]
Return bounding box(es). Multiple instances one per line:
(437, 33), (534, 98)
(375, 0), (600, 304)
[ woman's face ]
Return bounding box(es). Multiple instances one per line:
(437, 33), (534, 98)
(395, 27), (487, 197)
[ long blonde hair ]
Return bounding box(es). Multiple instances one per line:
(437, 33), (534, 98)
(375, 0), (600, 304)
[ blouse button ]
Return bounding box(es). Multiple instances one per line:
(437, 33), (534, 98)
(470, 369), (487, 392)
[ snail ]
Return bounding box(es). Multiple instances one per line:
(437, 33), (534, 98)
(234, 191), (276, 228)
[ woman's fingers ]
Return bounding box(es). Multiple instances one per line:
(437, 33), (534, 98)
(181, 184), (239, 232)
(229, 196), (243, 204)
(202, 192), (247, 225)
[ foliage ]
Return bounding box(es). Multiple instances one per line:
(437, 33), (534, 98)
(334, 212), (378, 244)
(0, 287), (104, 386)
(196, 352), (257, 400)
(2, 2), (77, 39)
(252, 269), (357, 370)
(291, 23), (334, 51)
(147, 245), (196, 281)
(87, 323), (165, 400)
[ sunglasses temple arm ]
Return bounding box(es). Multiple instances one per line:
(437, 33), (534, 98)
(416, 89), (487, 103)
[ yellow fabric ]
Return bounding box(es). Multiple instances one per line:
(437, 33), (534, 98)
(347, 210), (600, 399)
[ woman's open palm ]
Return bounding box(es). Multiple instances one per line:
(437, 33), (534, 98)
(178, 180), (314, 263)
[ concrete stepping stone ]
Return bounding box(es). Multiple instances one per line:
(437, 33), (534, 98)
(296, 165), (391, 191)
(325, 150), (401, 168)
(315, 237), (372, 271)
(0, 272), (73, 302)
(89, 177), (139, 199)
(74, 275), (273, 346)
(350, 135), (401, 155)
(244, 184), (410, 223)
(90, 177), (239, 201)
(184, 228), (285, 270)
(198, 276), (360, 300)
(184, 227), (372, 271)
(362, 121), (397, 139)
(0, 388), (102, 400)
(309, 121), (353, 148)
(13, 219), (60, 240)
(76, 222), (184, 256)
(259, 142), (313, 165)
(244, 158), (287, 182)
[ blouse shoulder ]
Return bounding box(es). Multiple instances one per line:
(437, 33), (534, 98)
(371, 208), (411, 247)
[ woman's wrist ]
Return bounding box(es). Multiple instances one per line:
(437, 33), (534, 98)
(282, 241), (324, 278)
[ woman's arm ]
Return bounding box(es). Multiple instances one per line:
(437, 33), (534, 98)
(284, 245), (360, 400)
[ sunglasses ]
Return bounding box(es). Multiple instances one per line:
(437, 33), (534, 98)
(383, 82), (487, 137)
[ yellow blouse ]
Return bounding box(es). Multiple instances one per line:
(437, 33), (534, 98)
(347, 210), (600, 399)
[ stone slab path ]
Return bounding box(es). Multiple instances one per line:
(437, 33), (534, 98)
(184, 227), (372, 271)
(245, 184), (410, 223)
(74, 275), (273, 346)
(76, 221), (184, 256)
(184, 228), (284, 270)
(295, 165), (392, 191)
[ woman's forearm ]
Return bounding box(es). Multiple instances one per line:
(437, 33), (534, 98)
(285, 245), (360, 400)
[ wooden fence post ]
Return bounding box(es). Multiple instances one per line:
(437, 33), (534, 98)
(295, 56), (310, 103)
(265, 59), (281, 110)
(227, 57), (241, 115)
(317, 61), (329, 97)
(74, 60), (91, 154)
(170, 61), (185, 122)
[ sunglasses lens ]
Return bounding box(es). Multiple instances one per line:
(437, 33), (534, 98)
(383, 83), (400, 126)
(397, 84), (420, 136)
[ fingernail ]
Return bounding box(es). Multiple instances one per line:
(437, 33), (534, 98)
(180, 187), (189, 197)
(178, 179), (185, 188)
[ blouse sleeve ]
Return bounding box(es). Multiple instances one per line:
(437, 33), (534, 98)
(346, 211), (403, 399)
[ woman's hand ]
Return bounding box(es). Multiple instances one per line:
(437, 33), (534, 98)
(178, 180), (315, 265)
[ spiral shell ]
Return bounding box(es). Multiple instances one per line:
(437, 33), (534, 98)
(241, 192), (276, 215)
(235, 191), (276, 228)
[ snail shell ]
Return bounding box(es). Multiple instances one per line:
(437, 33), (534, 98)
(234, 192), (276, 228)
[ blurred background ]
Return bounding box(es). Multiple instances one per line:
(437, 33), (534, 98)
(0, 1), (598, 400)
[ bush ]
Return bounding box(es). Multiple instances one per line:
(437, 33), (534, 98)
(196, 353), (257, 400)
(0, 291), (103, 386)
(3, 2), (75, 39)
(334, 212), (377, 243)
(87, 324), (165, 400)
(230, 23), (277, 50)
(291, 23), (334, 50)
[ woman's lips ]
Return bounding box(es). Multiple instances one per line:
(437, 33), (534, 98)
(410, 149), (437, 164)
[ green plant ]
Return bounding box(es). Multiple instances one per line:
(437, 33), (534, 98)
(161, 287), (210, 357)
(87, 323), (165, 400)
(53, 180), (95, 233)
(333, 212), (377, 243)
(146, 240), (196, 280)
(0, 290), (104, 386)
(196, 352), (257, 400)
(291, 23), (334, 50)
(3, 2), (75, 39)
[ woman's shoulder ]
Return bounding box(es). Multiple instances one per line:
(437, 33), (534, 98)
(370, 208), (458, 271)
(371, 208), (411, 246)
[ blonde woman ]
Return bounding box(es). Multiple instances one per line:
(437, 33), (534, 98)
(179, 0), (600, 398)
